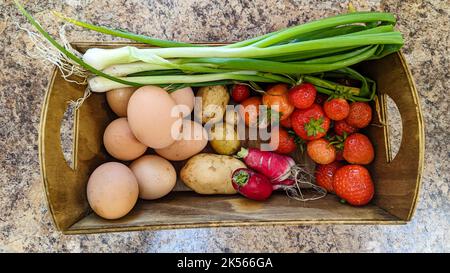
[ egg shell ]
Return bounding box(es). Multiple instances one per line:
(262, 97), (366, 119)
(127, 86), (182, 149)
(106, 87), (136, 117)
(155, 120), (208, 161)
(87, 162), (139, 220)
(170, 87), (194, 118)
(103, 117), (147, 161)
(130, 155), (177, 200)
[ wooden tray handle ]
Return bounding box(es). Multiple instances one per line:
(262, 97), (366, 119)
(367, 52), (425, 220)
(39, 69), (89, 231)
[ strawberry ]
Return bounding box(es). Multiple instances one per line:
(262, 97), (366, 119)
(291, 104), (330, 140)
(333, 165), (374, 206)
(288, 83), (317, 109)
(335, 149), (345, 161)
(314, 93), (328, 105)
(280, 115), (292, 128)
(343, 133), (374, 165)
(306, 138), (336, 164)
(231, 84), (250, 102)
(346, 102), (372, 128)
(270, 128), (297, 154)
(315, 161), (343, 193)
(334, 120), (358, 136)
(324, 98), (350, 121)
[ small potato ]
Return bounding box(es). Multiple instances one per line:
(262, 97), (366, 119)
(195, 85), (229, 124)
(180, 153), (246, 194)
(225, 109), (240, 126)
(209, 123), (241, 155)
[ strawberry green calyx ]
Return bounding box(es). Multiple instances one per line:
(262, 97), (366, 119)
(329, 132), (348, 150)
(304, 117), (326, 137)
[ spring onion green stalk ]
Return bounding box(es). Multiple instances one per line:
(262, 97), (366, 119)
(100, 45), (377, 76)
(82, 32), (403, 70)
(53, 11), (286, 49)
(88, 71), (293, 92)
(167, 45), (378, 74)
(52, 11), (199, 48)
(251, 12), (396, 47)
(102, 62), (172, 76)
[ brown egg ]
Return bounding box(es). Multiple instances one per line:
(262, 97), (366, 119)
(127, 86), (182, 149)
(106, 87), (137, 117)
(103, 118), (147, 161)
(170, 87), (194, 118)
(87, 162), (139, 220)
(155, 120), (208, 161)
(130, 155), (176, 200)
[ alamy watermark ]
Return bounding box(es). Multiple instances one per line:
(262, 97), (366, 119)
(170, 97), (280, 151)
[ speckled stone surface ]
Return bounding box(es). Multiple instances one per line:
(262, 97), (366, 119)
(0, 0), (449, 252)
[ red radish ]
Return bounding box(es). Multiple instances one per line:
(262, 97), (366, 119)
(272, 178), (295, 190)
(236, 147), (295, 182)
(232, 168), (273, 201)
(236, 147), (328, 202)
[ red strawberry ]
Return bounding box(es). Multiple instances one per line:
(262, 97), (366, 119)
(315, 161), (343, 193)
(270, 128), (297, 154)
(333, 165), (374, 206)
(288, 83), (317, 109)
(334, 120), (358, 136)
(343, 133), (374, 165)
(231, 84), (250, 102)
(291, 104), (330, 140)
(346, 102), (372, 128)
(314, 93), (328, 105)
(324, 98), (350, 121)
(306, 138), (336, 164)
(280, 115), (292, 128)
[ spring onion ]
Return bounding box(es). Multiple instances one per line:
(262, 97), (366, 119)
(15, 0), (404, 101)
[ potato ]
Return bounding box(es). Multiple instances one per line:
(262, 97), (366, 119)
(195, 85), (229, 124)
(209, 123), (241, 155)
(225, 109), (240, 126)
(180, 153), (246, 194)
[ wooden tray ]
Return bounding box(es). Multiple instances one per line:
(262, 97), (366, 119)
(39, 42), (424, 234)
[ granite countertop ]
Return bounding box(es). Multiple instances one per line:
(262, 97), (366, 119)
(1, 0), (449, 252)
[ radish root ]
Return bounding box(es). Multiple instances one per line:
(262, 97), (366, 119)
(284, 164), (327, 201)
